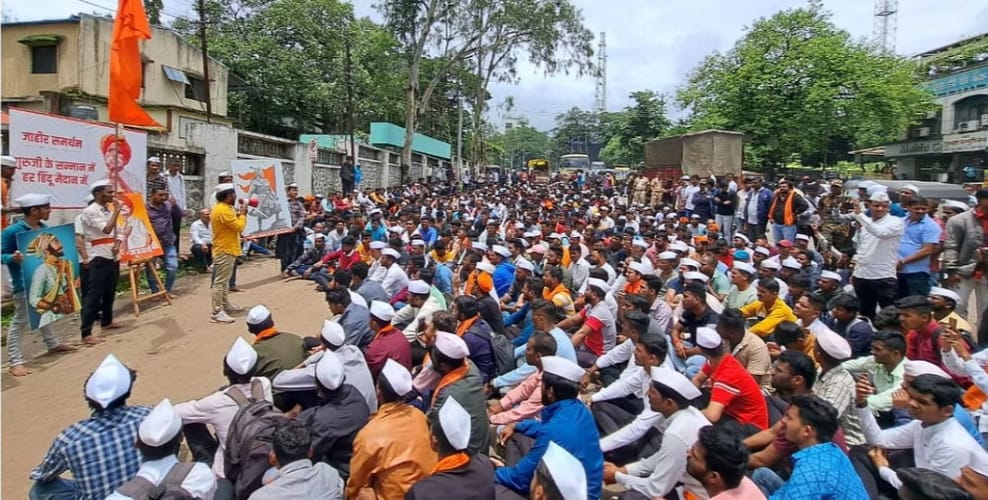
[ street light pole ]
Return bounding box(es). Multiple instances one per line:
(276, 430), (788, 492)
(456, 95), (464, 178)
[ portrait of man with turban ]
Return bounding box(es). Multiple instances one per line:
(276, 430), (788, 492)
(27, 232), (81, 327)
(101, 134), (143, 194)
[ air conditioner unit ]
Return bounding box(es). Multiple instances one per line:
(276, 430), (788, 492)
(981, 114), (988, 128)
(917, 127), (931, 137)
(959, 120), (981, 131)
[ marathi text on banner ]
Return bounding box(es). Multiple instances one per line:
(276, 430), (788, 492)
(9, 109), (148, 208)
(15, 224), (82, 330)
(116, 192), (163, 263)
(230, 160), (294, 239)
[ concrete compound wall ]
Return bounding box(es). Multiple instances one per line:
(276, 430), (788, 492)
(185, 122), (455, 210)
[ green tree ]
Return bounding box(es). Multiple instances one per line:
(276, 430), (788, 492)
(173, 0), (413, 138)
(549, 107), (606, 161)
(677, 1), (935, 167)
(488, 119), (551, 168)
(379, 0), (593, 181)
(599, 90), (671, 165)
(464, 0), (594, 166)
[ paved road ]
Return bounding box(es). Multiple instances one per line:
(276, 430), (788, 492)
(1, 258), (324, 499)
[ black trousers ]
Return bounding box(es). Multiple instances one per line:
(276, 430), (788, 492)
(592, 396), (643, 437)
(191, 243), (213, 270)
(80, 257), (119, 338)
(79, 263), (91, 305)
(606, 425), (664, 466)
(275, 232), (300, 272)
(172, 215), (182, 255)
(852, 277), (898, 320)
(341, 179), (354, 195)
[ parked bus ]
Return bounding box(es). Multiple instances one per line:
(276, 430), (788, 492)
(559, 154), (590, 176)
(527, 158), (551, 183)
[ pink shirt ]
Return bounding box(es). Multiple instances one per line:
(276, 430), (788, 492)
(711, 477), (766, 500)
(491, 371), (543, 425)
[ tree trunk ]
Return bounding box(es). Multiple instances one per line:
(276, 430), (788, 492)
(401, 85), (416, 185)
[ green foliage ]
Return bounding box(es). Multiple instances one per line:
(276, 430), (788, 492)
(548, 107), (605, 160)
(676, 1), (936, 168)
(172, 0), (427, 138)
(487, 119), (551, 168)
(598, 90), (671, 165)
(918, 35), (988, 76)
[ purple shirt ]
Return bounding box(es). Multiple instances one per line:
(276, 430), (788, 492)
(146, 201), (176, 247)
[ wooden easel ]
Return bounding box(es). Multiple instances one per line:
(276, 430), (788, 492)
(128, 258), (173, 316)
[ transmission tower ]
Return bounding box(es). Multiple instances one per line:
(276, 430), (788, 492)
(873, 0), (898, 54)
(594, 32), (607, 114)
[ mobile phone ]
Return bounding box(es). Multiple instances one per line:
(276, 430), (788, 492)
(949, 317), (958, 330)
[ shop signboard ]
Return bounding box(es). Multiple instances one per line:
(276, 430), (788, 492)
(943, 131), (988, 153)
(884, 140), (942, 158)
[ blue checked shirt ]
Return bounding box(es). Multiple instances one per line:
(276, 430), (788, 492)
(770, 442), (869, 500)
(30, 405), (152, 500)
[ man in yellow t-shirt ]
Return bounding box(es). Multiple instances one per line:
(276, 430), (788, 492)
(209, 183), (247, 323)
(739, 277), (796, 338)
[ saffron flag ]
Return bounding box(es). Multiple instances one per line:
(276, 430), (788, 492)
(108, 0), (161, 127)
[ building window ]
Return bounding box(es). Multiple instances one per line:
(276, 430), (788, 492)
(954, 95), (988, 131)
(31, 45), (57, 74)
(185, 76), (207, 102)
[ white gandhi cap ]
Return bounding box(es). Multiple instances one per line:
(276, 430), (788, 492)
(649, 366), (701, 400)
(315, 350), (344, 390)
(246, 305), (272, 325)
(816, 329), (852, 360)
(540, 442), (587, 500)
(369, 300), (396, 322)
(437, 396), (472, 451)
(541, 356), (584, 383)
(695, 327), (722, 349)
(138, 398), (182, 447)
(320, 320), (346, 347)
(85, 354), (132, 409)
(435, 331), (469, 359)
(380, 359), (413, 397)
(225, 337), (258, 375)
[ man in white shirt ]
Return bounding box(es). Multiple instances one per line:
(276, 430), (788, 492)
(325, 220), (348, 252)
(379, 248), (409, 296)
(189, 209), (213, 271)
(603, 366), (710, 500)
(175, 338), (273, 478)
(851, 191), (904, 319)
(568, 245), (591, 294)
(854, 371), (986, 491)
(165, 161), (186, 253)
(366, 241), (389, 282)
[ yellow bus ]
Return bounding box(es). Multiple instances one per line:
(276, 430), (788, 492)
(527, 158), (551, 183)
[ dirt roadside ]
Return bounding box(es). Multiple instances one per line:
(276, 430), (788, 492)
(1, 258), (327, 499)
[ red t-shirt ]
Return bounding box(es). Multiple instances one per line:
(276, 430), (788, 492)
(702, 355), (770, 430)
(579, 304), (607, 356)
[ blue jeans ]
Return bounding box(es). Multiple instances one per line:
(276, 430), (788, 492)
(752, 467), (785, 496)
(29, 477), (76, 500)
(147, 244), (178, 293)
(771, 223), (797, 244)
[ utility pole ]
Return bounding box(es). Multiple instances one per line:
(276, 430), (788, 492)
(197, 0), (212, 122)
(456, 95), (464, 178)
(344, 18), (355, 162)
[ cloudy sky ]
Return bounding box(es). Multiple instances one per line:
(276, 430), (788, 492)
(6, 0), (988, 131)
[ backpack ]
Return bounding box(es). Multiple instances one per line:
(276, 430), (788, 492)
(114, 462), (196, 500)
(490, 333), (517, 377)
(222, 380), (286, 500)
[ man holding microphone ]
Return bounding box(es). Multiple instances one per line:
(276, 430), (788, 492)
(210, 182), (247, 324)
